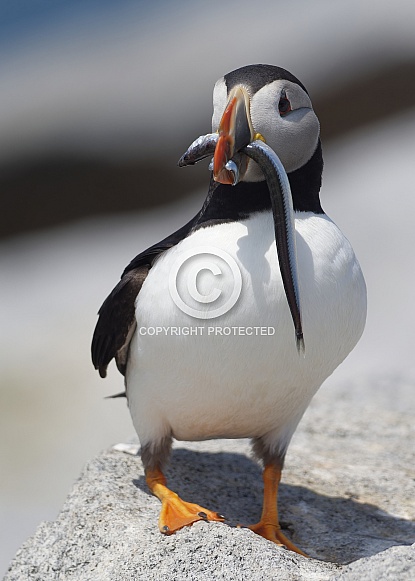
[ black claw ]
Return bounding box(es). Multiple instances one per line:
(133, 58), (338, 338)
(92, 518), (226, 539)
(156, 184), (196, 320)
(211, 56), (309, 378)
(198, 511), (208, 519)
(217, 513), (226, 520)
(162, 525), (170, 532)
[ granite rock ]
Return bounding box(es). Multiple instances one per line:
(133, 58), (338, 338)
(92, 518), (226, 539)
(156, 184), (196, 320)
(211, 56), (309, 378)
(5, 378), (414, 580)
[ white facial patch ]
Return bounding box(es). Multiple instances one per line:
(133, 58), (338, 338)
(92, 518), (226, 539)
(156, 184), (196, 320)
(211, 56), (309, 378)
(249, 80), (320, 176)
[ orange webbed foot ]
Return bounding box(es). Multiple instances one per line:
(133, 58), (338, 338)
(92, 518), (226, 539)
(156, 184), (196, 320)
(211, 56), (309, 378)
(146, 467), (225, 535)
(245, 521), (309, 557)
(159, 491), (225, 534)
(239, 463), (308, 557)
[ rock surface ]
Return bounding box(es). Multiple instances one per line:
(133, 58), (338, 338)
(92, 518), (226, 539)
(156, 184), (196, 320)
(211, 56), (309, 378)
(5, 378), (414, 580)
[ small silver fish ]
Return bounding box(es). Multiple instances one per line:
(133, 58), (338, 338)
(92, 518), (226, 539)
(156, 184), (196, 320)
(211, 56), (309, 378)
(177, 133), (218, 167)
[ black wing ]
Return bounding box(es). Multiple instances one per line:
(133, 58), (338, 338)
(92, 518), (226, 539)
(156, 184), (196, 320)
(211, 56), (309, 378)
(91, 213), (200, 378)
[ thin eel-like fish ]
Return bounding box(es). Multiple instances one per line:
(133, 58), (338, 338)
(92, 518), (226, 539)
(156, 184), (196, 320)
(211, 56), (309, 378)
(244, 140), (304, 352)
(178, 134), (304, 352)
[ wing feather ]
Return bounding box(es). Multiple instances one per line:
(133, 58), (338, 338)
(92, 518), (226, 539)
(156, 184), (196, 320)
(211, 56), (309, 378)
(91, 213), (201, 378)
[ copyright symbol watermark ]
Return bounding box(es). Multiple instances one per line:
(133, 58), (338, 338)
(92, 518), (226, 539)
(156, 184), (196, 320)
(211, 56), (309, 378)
(168, 246), (242, 319)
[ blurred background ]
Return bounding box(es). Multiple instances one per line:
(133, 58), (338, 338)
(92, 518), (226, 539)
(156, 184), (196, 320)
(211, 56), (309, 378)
(1, 0), (415, 574)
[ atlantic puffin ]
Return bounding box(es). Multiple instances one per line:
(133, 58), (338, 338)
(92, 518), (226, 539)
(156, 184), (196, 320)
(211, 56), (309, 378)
(92, 64), (367, 555)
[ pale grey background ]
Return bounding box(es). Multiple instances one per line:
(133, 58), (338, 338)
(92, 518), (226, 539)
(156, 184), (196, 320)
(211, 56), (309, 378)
(1, 0), (415, 574)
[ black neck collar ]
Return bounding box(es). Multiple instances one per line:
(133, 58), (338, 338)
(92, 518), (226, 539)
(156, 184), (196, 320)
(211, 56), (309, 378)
(194, 141), (323, 229)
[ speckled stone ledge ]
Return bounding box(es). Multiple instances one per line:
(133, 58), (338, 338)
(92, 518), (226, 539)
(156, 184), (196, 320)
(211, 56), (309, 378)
(5, 378), (415, 580)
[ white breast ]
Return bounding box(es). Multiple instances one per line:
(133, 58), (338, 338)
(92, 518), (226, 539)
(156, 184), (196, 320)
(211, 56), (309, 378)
(126, 212), (366, 455)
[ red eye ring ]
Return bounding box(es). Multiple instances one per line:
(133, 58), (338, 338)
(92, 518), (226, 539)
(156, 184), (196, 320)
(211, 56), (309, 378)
(278, 91), (291, 116)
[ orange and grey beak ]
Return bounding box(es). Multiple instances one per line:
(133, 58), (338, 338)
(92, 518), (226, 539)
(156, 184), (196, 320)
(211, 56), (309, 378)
(213, 86), (255, 184)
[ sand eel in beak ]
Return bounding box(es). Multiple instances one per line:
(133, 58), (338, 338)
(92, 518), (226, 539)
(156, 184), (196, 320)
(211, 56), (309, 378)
(92, 64), (367, 556)
(180, 87), (304, 352)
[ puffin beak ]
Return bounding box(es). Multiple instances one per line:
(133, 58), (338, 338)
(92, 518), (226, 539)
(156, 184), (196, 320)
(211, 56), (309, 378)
(213, 86), (255, 184)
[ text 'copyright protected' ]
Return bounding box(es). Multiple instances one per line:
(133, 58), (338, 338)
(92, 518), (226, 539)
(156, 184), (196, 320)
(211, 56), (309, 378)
(138, 326), (276, 336)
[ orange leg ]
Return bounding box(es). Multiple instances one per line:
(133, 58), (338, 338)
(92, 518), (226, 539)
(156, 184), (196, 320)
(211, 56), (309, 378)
(146, 467), (225, 534)
(247, 464), (308, 557)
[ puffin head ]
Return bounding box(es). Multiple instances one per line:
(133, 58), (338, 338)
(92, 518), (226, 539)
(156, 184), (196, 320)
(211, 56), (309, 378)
(212, 64), (320, 184)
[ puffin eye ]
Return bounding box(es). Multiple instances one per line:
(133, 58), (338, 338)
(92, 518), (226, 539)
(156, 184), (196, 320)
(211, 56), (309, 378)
(278, 91), (291, 116)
